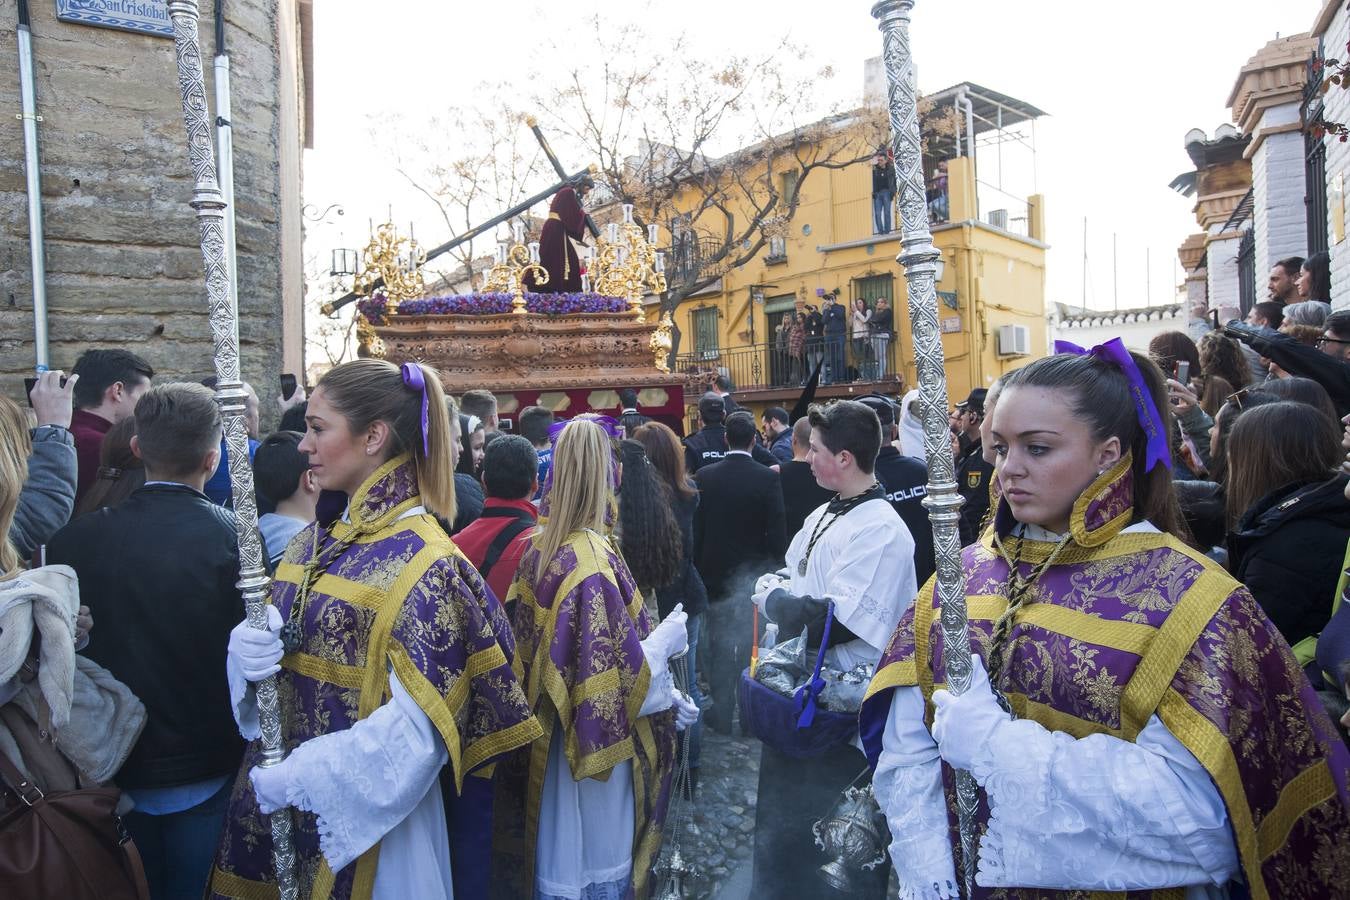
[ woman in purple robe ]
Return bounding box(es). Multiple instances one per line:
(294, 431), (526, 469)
(861, 342), (1350, 898)
(211, 359), (541, 899)
(492, 415), (697, 900)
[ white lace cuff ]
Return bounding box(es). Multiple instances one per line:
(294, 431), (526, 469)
(875, 687), (959, 900)
(226, 652), (261, 741)
(971, 714), (1237, 890)
(279, 670), (448, 871)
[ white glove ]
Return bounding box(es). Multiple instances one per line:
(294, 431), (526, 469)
(228, 606), (285, 683)
(751, 578), (785, 615)
(249, 758), (293, 815)
(754, 571), (786, 595)
(672, 691), (699, 731)
(646, 604), (688, 661)
(931, 654), (1012, 773)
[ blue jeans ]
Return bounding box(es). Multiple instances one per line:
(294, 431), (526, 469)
(125, 779), (232, 899)
(681, 612), (704, 771)
(873, 190), (893, 233)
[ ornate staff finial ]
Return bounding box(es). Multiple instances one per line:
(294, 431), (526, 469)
(164, 2), (297, 896)
(870, 1), (978, 894)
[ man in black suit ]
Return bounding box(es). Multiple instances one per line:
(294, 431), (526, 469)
(778, 416), (833, 540)
(616, 387), (648, 436)
(694, 410), (788, 733)
(713, 374), (741, 414)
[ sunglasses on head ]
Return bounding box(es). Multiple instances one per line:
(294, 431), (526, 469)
(1224, 386), (1255, 411)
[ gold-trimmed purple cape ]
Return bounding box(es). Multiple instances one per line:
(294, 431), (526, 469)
(491, 529), (677, 899)
(861, 456), (1350, 899)
(208, 456), (542, 900)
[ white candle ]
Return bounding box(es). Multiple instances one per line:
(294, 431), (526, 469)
(648, 223), (659, 245)
(622, 204), (634, 224)
(607, 222), (619, 243)
(513, 222), (525, 245)
(528, 242), (541, 263)
(496, 242), (507, 264)
(581, 274), (591, 293)
(618, 246), (629, 265)
(655, 251), (665, 274)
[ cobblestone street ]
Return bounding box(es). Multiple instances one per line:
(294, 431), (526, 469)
(660, 728), (760, 900)
(663, 728), (900, 900)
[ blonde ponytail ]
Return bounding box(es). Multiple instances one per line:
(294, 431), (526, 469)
(315, 359), (457, 521)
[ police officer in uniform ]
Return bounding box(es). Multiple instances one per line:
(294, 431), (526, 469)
(952, 387), (994, 546)
(858, 394), (934, 586)
(684, 391), (776, 475)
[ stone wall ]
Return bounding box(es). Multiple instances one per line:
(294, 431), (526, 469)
(0, 0), (299, 402)
(1322, 5), (1350, 310)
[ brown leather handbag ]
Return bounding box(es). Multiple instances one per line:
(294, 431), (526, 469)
(0, 745), (150, 899)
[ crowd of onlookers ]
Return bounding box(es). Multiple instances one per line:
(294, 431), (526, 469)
(6, 245), (1350, 894)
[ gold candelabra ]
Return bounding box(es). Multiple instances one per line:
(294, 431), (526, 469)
(589, 204), (666, 323)
(483, 222), (549, 314)
(354, 220), (426, 311)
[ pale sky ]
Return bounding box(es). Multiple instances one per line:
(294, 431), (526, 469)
(303, 0), (1320, 316)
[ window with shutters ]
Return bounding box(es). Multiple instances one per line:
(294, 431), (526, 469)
(693, 307), (720, 360)
(852, 274), (894, 309)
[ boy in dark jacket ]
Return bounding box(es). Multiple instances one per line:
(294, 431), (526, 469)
(48, 383), (243, 898)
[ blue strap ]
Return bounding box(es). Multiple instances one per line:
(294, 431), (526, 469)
(794, 601), (834, 729)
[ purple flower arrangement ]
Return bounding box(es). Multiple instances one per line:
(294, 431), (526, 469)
(358, 291), (629, 324)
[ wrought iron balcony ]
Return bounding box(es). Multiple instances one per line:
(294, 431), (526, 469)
(674, 336), (902, 394)
(666, 235), (727, 289)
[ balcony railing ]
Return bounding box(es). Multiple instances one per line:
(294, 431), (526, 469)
(675, 335), (902, 393)
(667, 235), (726, 289)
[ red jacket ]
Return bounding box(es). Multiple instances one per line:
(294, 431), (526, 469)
(452, 497), (538, 603)
(70, 409), (113, 503)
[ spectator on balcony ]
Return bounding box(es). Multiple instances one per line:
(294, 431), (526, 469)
(870, 297), (894, 380)
(774, 315), (791, 386)
(927, 159), (949, 224)
(872, 148), (896, 234)
(762, 407), (793, 463)
(851, 297), (873, 382)
(823, 292), (847, 385)
(804, 305), (824, 383)
(788, 312), (806, 385)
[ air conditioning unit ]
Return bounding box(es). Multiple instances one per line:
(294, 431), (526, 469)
(997, 324), (1030, 357)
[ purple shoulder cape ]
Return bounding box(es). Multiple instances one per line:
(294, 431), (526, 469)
(861, 459), (1350, 898)
(208, 456), (541, 900)
(491, 530), (676, 900)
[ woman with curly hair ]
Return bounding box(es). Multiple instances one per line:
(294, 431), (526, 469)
(1197, 331), (1249, 414)
(634, 421), (710, 792)
(615, 438), (683, 593)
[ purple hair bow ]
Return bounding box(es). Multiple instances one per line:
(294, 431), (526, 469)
(1052, 338), (1172, 473)
(400, 362), (430, 456)
(547, 414), (624, 445)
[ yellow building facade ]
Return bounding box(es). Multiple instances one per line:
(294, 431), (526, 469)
(661, 137), (1048, 419)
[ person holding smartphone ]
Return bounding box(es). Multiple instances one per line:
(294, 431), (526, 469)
(12, 370), (80, 560)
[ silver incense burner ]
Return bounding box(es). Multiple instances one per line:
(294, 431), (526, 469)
(812, 785), (888, 893)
